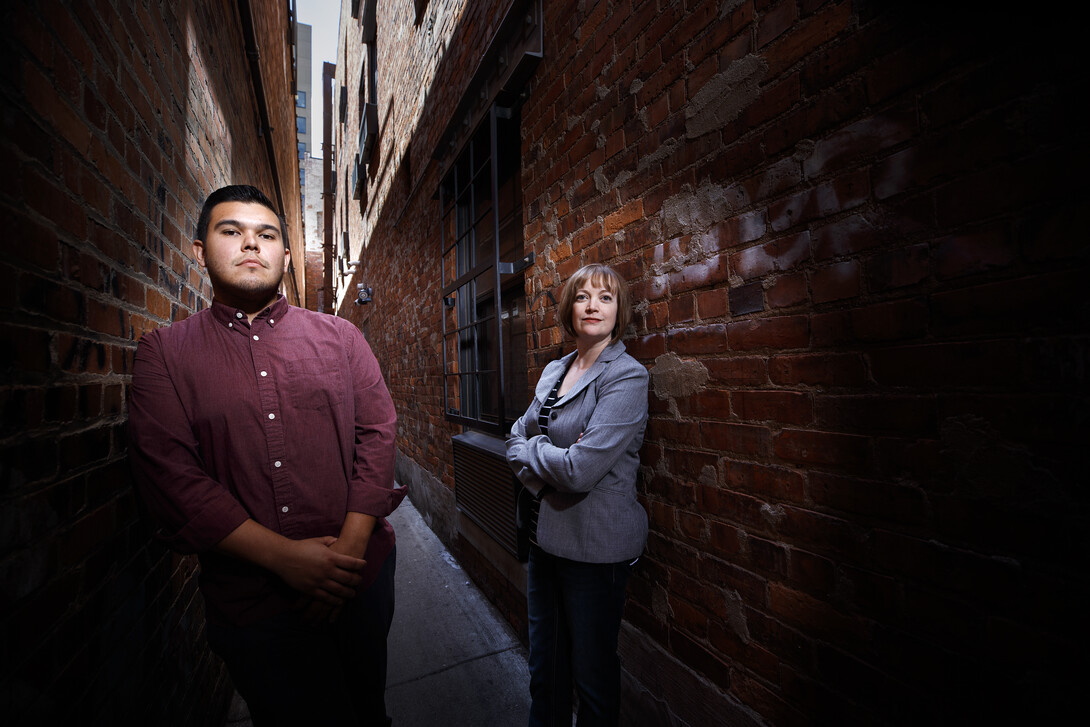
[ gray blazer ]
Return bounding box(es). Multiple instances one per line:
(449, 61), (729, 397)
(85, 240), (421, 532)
(506, 341), (649, 563)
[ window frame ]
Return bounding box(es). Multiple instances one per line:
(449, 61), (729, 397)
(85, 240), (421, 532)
(439, 104), (527, 435)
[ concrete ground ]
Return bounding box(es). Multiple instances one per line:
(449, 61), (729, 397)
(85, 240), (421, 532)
(225, 496), (531, 726)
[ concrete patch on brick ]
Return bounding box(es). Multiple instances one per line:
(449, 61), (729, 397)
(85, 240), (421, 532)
(661, 180), (733, 238)
(685, 53), (768, 139)
(652, 583), (673, 622)
(637, 137), (683, 174)
(759, 502), (785, 527)
(725, 589), (751, 643)
(594, 164), (634, 194)
(651, 352), (710, 400)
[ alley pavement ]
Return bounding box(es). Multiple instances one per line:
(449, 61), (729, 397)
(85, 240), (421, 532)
(225, 495), (531, 726)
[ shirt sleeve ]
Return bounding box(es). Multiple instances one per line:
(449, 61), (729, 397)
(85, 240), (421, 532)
(343, 325), (404, 516)
(128, 330), (250, 554)
(507, 360), (648, 494)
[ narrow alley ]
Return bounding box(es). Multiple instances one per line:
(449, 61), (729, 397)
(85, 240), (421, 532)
(1, 1), (1085, 725)
(225, 496), (532, 727)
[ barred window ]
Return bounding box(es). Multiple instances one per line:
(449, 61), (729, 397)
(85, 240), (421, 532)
(440, 105), (528, 433)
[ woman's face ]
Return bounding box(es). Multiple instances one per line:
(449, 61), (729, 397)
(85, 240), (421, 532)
(571, 280), (618, 344)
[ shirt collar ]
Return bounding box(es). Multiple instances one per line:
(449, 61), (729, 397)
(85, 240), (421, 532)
(211, 295), (290, 332)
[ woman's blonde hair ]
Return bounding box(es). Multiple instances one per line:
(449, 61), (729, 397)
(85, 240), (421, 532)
(558, 263), (632, 344)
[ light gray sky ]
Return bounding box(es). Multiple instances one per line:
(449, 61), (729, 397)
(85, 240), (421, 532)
(296, 0), (341, 158)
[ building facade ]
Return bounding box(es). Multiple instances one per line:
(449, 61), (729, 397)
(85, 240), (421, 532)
(330, 1), (1086, 724)
(1, 1), (304, 723)
(295, 22), (314, 159)
(303, 153), (327, 310)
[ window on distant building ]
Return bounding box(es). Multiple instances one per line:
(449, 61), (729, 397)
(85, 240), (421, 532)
(297, 116), (306, 134)
(414, 0), (430, 22)
(298, 142), (306, 159)
(297, 90), (306, 108)
(440, 105), (528, 433)
(367, 43), (377, 105)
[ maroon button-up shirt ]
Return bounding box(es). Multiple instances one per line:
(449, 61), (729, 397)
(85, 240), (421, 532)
(128, 296), (405, 626)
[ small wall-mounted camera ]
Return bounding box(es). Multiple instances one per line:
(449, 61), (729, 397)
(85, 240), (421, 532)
(355, 284), (372, 305)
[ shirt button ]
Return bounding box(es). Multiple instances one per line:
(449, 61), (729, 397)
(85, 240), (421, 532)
(253, 335), (259, 341)
(236, 312), (243, 319)
(270, 318), (275, 324)
(274, 460), (282, 467)
(260, 371), (268, 377)
(268, 413), (275, 420)
(281, 506), (289, 513)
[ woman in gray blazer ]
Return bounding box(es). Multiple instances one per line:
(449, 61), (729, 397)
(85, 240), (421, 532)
(506, 263), (649, 727)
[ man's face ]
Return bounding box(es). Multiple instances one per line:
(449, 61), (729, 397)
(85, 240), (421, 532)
(193, 201), (289, 313)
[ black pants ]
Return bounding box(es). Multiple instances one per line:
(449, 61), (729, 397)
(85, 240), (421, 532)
(527, 546), (631, 727)
(206, 547), (396, 727)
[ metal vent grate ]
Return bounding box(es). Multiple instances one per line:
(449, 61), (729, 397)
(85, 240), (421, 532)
(452, 431), (523, 560)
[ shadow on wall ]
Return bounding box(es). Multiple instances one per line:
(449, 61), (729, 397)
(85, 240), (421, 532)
(1, 0), (293, 724)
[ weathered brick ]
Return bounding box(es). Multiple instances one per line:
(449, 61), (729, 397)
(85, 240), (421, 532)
(676, 388), (732, 421)
(667, 294), (696, 324)
(4, 213), (61, 272)
(670, 255), (731, 295)
(700, 421), (772, 457)
(733, 389), (813, 426)
(933, 226), (1016, 281)
(731, 231), (811, 281)
(705, 355), (768, 386)
(728, 281), (764, 315)
(815, 393), (935, 435)
(773, 428), (872, 470)
(812, 298), (928, 346)
(803, 104), (917, 179)
(769, 352), (866, 387)
(727, 315), (809, 351)
(769, 169), (870, 233)
(667, 323), (728, 355)
(766, 271), (808, 309)
(696, 288), (728, 319)
(809, 471), (930, 526)
(757, 0), (798, 49)
(810, 259), (860, 304)
(725, 459), (806, 503)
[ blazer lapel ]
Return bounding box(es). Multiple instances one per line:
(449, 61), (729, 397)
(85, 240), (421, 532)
(555, 341), (626, 405)
(535, 350), (576, 401)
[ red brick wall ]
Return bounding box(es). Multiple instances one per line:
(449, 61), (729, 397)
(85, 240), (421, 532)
(1, 1), (299, 723)
(521, 2), (1084, 724)
(339, 0), (1085, 724)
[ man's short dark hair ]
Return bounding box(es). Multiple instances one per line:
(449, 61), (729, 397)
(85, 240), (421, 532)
(196, 185), (288, 248)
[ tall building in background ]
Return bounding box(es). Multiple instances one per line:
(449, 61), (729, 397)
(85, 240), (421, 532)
(303, 154), (325, 311)
(295, 21), (325, 311)
(295, 22), (313, 159)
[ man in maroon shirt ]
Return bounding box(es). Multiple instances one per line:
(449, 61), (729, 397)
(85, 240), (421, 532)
(128, 185), (404, 725)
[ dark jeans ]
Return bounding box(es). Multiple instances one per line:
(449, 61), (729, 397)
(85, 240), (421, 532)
(206, 547), (396, 727)
(527, 546), (632, 727)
